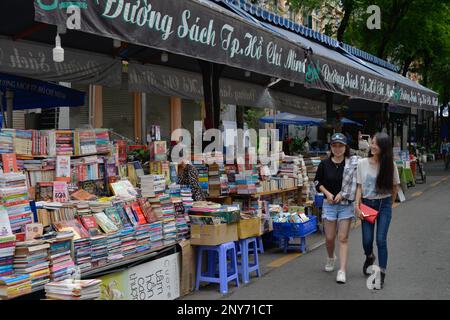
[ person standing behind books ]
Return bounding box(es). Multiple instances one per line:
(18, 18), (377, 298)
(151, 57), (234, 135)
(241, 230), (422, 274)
(177, 160), (206, 201)
(355, 132), (400, 289)
(314, 133), (359, 284)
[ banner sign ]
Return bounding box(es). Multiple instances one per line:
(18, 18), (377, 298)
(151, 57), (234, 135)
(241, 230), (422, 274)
(99, 252), (180, 300)
(0, 38), (121, 87)
(129, 63), (326, 117)
(34, 0), (438, 109)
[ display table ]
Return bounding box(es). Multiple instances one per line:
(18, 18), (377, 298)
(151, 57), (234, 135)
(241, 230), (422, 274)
(398, 166), (415, 189)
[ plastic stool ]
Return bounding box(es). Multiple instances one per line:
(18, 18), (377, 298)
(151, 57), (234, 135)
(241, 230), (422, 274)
(237, 237), (261, 284)
(195, 242), (239, 294)
(236, 237), (264, 254)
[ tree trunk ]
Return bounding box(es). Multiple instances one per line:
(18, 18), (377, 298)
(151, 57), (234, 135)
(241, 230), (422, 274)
(402, 56), (413, 76)
(336, 0), (354, 42)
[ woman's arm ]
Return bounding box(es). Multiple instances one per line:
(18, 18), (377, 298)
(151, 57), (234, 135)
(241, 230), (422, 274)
(355, 184), (363, 219)
(391, 184), (398, 205)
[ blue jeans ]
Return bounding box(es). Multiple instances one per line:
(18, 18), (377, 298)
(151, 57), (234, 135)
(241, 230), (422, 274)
(361, 197), (392, 270)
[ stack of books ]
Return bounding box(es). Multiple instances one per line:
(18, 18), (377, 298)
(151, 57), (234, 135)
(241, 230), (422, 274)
(7, 129), (33, 156)
(0, 173), (33, 233)
(13, 240), (50, 291)
(55, 130), (74, 156)
(0, 274), (32, 299)
(140, 175), (166, 197)
(173, 197), (189, 240)
(0, 132), (14, 154)
(160, 194), (176, 246)
(149, 221), (163, 248)
(95, 129), (111, 154)
(120, 227), (137, 257)
(208, 163), (221, 197)
(31, 130), (48, 156)
(48, 238), (75, 282)
(181, 187), (193, 213)
(90, 235), (108, 267)
(45, 279), (102, 300)
(71, 155), (101, 183)
(279, 155), (304, 184)
(0, 235), (16, 278)
(73, 238), (92, 272)
(135, 224), (151, 253)
(225, 165), (237, 193)
(106, 232), (123, 262)
(74, 129), (97, 155)
(193, 164), (209, 196)
(236, 173), (259, 195)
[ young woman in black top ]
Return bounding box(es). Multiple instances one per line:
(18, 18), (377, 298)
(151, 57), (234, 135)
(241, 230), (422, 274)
(314, 133), (358, 284)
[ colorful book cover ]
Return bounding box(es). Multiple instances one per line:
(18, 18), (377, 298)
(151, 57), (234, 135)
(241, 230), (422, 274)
(53, 181), (69, 203)
(94, 212), (118, 234)
(80, 215), (102, 237)
(114, 204), (132, 228)
(1, 154), (18, 173)
(130, 202), (147, 225)
(103, 207), (123, 229)
(55, 156), (71, 182)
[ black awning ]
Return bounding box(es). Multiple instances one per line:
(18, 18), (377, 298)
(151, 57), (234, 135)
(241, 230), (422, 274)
(1, 1), (439, 110)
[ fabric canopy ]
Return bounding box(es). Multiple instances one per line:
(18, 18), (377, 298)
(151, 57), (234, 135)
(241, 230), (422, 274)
(341, 117), (363, 127)
(260, 113), (325, 126)
(0, 73), (86, 110)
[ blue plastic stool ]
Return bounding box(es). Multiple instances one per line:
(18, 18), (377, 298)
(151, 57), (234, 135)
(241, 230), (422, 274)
(235, 237), (264, 254)
(195, 242), (239, 294)
(237, 237), (261, 284)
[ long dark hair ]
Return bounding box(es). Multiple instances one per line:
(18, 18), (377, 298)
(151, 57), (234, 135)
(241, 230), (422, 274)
(369, 132), (394, 194)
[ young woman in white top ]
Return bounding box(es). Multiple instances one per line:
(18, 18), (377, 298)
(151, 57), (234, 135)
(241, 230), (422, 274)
(355, 132), (400, 289)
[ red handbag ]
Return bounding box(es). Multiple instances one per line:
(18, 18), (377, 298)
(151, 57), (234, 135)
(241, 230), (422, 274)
(359, 203), (379, 224)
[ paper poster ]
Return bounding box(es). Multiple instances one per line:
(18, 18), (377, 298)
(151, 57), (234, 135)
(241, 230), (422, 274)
(53, 181), (69, 203)
(99, 252), (180, 300)
(56, 156), (71, 181)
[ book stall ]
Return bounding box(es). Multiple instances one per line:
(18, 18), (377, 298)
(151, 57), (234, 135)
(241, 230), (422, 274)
(0, 126), (327, 300)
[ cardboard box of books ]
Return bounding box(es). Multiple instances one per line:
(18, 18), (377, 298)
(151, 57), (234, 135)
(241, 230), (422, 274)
(237, 217), (262, 239)
(190, 223), (238, 246)
(179, 240), (196, 297)
(189, 210), (241, 224)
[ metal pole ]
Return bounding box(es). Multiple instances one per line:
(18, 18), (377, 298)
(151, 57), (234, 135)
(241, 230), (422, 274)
(6, 90), (13, 129)
(141, 93), (147, 145)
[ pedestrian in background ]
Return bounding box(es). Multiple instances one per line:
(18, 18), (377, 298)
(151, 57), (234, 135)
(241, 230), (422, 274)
(441, 138), (449, 170)
(314, 133), (359, 284)
(355, 132), (400, 289)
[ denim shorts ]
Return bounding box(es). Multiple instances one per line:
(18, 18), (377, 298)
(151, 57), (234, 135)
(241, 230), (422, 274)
(322, 201), (355, 221)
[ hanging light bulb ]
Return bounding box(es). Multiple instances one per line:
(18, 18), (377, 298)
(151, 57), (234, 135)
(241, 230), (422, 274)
(245, 70), (251, 78)
(53, 33), (64, 63)
(161, 52), (169, 63)
(290, 82), (295, 87)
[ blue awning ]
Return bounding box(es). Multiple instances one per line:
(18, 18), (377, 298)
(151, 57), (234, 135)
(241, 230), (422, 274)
(260, 112), (325, 126)
(0, 73), (86, 110)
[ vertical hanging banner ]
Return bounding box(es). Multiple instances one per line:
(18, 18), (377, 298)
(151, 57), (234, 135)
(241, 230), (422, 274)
(33, 0), (438, 109)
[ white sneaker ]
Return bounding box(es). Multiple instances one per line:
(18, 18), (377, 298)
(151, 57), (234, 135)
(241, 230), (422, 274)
(336, 270), (346, 284)
(325, 256), (336, 272)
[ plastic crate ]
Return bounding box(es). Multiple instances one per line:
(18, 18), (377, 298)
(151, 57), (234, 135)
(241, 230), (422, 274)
(272, 216), (318, 253)
(273, 216), (317, 238)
